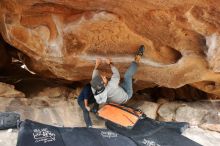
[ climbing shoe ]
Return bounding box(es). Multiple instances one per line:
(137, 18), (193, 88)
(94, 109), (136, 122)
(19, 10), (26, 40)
(136, 45), (145, 57)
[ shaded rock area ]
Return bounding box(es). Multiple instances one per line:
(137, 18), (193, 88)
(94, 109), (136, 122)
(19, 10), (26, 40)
(1, 0), (220, 97)
(0, 78), (219, 145)
(0, 97), (104, 128)
(0, 76), (104, 127)
(0, 37), (11, 69)
(145, 85), (209, 101)
(0, 73), (219, 132)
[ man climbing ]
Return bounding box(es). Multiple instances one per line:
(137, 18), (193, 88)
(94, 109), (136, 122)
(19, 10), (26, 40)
(90, 45), (145, 104)
(77, 83), (99, 128)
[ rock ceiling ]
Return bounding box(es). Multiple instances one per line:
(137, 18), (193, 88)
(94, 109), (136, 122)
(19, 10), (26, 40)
(1, 0), (220, 96)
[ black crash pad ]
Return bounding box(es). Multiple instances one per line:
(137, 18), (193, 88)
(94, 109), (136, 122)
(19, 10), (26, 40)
(106, 117), (201, 146)
(16, 119), (137, 146)
(0, 112), (20, 130)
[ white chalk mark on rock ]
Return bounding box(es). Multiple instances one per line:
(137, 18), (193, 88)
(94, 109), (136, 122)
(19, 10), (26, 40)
(79, 55), (174, 67)
(206, 33), (218, 60)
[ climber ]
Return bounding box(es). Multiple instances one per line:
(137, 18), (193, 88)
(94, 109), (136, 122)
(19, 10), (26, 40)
(77, 83), (99, 128)
(90, 45), (145, 104)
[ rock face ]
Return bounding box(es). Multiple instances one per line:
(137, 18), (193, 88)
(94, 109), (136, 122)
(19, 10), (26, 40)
(0, 36), (11, 69)
(137, 101), (159, 119)
(0, 96), (105, 128)
(1, 0), (220, 96)
(175, 105), (208, 125)
(157, 102), (184, 121)
(0, 82), (25, 98)
(157, 101), (220, 132)
(182, 127), (220, 146)
(0, 83), (220, 134)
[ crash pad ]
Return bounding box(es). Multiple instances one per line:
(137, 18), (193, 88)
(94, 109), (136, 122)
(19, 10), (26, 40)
(106, 117), (201, 146)
(0, 112), (20, 130)
(16, 119), (137, 146)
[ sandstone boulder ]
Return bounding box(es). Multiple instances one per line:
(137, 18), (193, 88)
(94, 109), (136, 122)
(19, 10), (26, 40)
(157, 102), (185, 121)
(199, 111), (220, 132)
(136, 101), (159, 119)
(157, 100), (220, 132)
(1, 96), (104, 127)
(175, 105), (208, 125)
